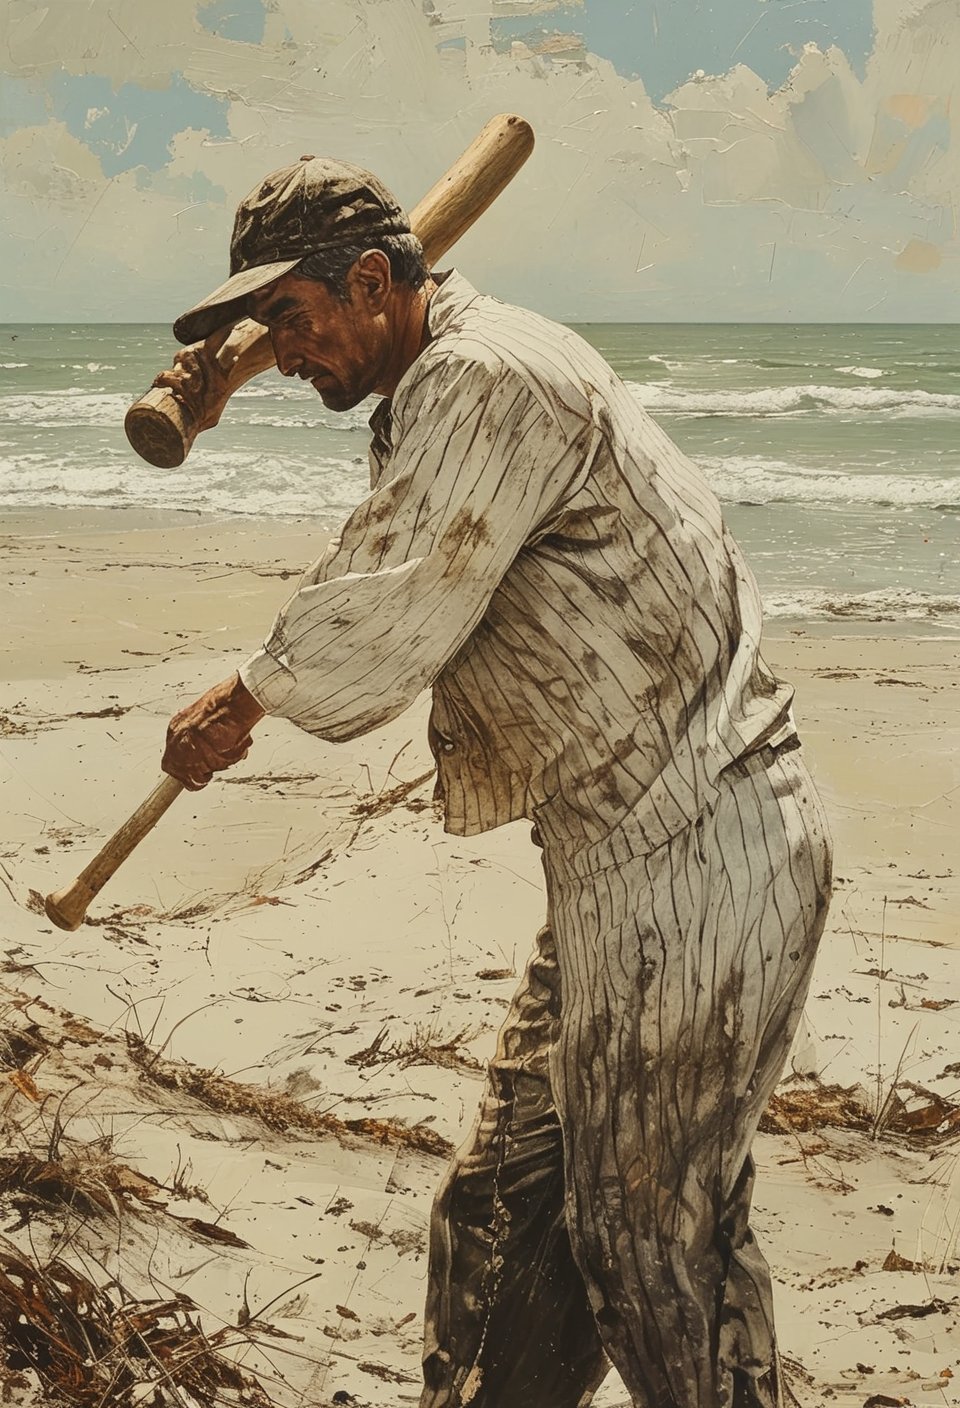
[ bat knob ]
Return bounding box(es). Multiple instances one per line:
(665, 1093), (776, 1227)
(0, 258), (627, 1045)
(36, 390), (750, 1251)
(44, 884), (93, 932)
(125, 392), (193, 468)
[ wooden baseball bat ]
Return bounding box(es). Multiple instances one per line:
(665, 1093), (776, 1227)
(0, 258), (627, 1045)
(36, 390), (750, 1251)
(45, 776), (183, 931)
(45, 115), (535, 930)
(125, 113), (535, 468)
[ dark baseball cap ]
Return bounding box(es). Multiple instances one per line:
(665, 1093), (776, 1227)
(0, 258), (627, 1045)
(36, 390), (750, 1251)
(173, 155), (411, 344)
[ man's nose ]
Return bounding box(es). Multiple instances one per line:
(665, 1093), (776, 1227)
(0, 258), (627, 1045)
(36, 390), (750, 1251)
(272, 333), (304, 377)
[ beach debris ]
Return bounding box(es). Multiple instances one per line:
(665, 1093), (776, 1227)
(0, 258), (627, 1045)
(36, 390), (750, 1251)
(760, 1076), (960, 1146)
(351, 760), (437, 820)
(348, 1020), (483, 1075)
(176, 1215), (250, 1249)
(876, 1298), (955, 1320)
(760, 1080), (873, 1135)
(0, 1149), (165, 1222)
(357, 1358), (418, 1383)
(882, 1249), (918, 1272)
(0, 1245), (274, 1406)
(125, 1028), (455, 1157)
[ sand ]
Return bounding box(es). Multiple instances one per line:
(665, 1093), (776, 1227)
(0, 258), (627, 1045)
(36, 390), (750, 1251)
(1, 506), (958, 1406)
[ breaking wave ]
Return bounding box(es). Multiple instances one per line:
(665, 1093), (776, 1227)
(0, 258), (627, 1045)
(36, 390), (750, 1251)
(763, 588), (960, 625)
(0, 387), (377, 433)
(700, 455), (960, 510)
(0, 445), (368, 522)
(628, 381), (960, 418)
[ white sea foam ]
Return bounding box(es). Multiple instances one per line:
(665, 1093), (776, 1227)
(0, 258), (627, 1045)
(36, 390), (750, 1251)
(628, 381), (960, 417)
(0, 362), (28, 370)
(699, 455), (960, 509)
(7, 380), (960, 435)
(0, 445), (368, 522)
(238, 401), (376, 432)
(834, 365), (884, 379)
(0, 392), (130, 427)
(70, 362), (117, 372)
(0, 387), (378, 433)
(233, 385), (377, 429)
(763, 588), (960, 624)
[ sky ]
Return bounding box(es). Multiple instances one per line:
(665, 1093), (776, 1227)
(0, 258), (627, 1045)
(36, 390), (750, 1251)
(1, 0), (958, 322)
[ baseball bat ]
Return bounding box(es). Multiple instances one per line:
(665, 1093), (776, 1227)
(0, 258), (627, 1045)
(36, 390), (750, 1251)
(45, 114), (535, 930)
(125, 113), (535, 468)
(45, 776), (183, 931)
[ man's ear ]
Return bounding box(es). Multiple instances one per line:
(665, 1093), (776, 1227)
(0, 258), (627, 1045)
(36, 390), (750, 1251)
(350, 250), (392, 311)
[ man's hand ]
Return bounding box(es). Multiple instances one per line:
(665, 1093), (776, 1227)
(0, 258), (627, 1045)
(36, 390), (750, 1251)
(162, 673), (266, 791)
(152, 323), (236, 433)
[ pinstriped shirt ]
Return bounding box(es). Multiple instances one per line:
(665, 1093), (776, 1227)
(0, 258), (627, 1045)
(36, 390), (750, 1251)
(240, 271), (796, 854)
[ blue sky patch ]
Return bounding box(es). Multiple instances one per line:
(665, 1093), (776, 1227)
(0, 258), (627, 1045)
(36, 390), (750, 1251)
(197, 0), (267, 45)
(49, 71), (230, 177)
(491, 0), (876, 102)
(0, 76), (49, 137)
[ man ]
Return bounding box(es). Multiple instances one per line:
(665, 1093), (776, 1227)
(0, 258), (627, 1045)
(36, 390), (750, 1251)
(159, 155), (832, 1408)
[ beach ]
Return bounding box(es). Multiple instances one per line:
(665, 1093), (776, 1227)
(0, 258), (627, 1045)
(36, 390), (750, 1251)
(1, 506), (958, 1406)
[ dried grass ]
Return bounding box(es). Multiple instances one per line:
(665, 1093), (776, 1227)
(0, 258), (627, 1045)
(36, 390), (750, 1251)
(125, 1031), (454, 1159)
(0, 1243), (273, 1407)
(761, 1077), (960, 1145)
(0, 1149), (162, 1223)
(347, 1021), (483, 1075)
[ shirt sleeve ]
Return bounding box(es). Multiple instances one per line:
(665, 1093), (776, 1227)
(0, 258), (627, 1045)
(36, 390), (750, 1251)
(239, 349), (597, 741)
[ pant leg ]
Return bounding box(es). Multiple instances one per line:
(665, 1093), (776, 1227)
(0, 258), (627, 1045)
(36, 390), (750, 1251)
(420, 924), (608, 1408)
(541, 748), (832, 1408)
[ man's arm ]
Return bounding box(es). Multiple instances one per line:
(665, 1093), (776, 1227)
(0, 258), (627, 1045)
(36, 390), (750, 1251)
(162, 351), (597, 784)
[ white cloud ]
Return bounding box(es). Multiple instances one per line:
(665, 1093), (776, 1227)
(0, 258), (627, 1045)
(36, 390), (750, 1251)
(1, 0), (958, 321)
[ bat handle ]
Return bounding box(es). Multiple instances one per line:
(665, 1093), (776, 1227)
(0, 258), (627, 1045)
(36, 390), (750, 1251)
(44, 775), (184, 931)
(124, 322), (276, 469)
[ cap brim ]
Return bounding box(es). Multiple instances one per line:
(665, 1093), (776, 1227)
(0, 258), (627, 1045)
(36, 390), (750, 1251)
(173, 258), (301, 345)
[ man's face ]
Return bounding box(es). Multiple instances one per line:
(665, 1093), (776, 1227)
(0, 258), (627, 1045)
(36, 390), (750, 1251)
(247, 266), (389, 412)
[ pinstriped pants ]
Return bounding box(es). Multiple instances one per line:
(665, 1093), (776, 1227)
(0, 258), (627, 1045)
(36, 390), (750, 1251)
(420, 743), (833, 1408)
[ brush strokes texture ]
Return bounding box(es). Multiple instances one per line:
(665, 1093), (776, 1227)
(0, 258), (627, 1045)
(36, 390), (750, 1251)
(1, 0), (957, 320)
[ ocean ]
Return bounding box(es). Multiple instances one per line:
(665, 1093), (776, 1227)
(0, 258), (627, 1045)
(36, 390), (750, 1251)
(1, 321), (958, 630)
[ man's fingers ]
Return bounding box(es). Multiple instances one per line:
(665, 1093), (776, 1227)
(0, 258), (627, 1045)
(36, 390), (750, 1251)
(162, 729), (252, 787)
(161, 758), (209, 791)
(153, 354), (206, 416)
(163, 676), (262, 790)
(219, 735), (253, 764)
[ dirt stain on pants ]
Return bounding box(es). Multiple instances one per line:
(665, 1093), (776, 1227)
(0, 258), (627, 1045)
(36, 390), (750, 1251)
(420, 745), (832, 1408)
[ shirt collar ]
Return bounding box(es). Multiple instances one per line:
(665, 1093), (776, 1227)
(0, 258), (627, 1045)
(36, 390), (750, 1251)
(368, 268), (480, 435)
(424, 267), (481, 337)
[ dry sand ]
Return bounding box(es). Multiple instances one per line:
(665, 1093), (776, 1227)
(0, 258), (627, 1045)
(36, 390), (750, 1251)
(1, 507), (958, 1406)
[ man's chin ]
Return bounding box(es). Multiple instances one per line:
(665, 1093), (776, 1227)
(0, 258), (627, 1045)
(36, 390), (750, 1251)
(313, 378), (360, 412)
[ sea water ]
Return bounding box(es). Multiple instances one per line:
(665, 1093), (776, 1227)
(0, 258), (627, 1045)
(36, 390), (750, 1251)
(1, 321), (957, 629)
